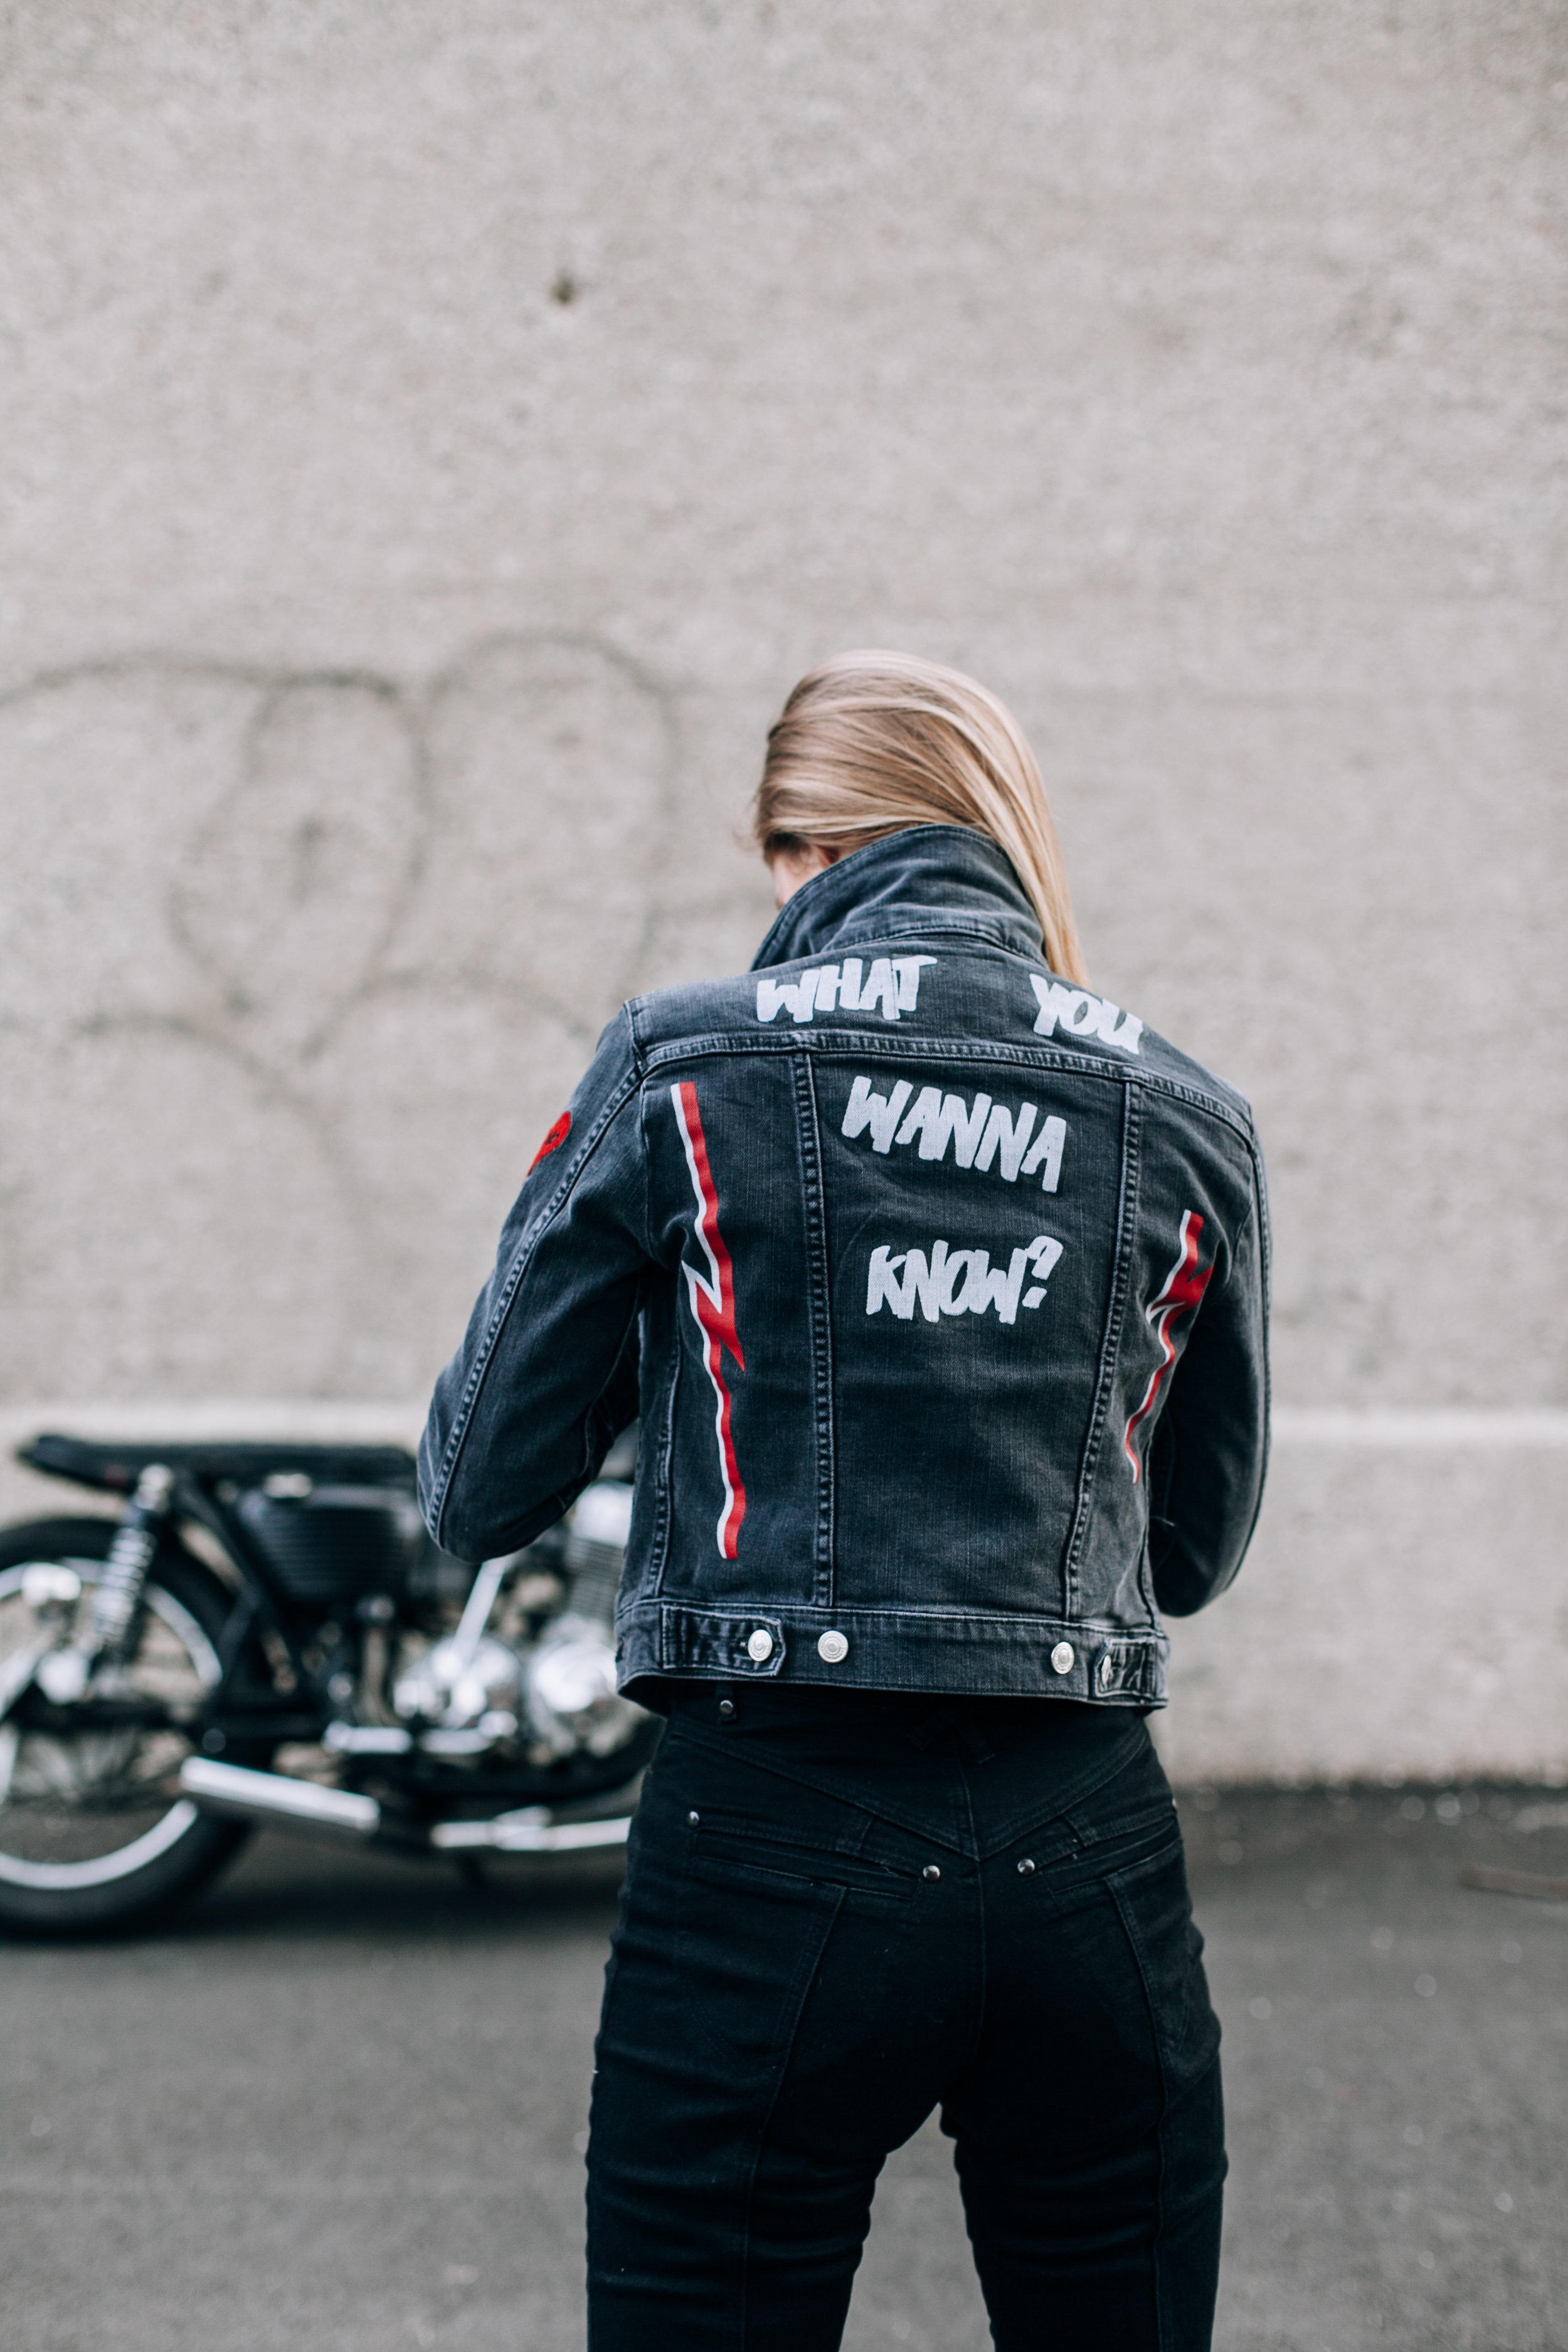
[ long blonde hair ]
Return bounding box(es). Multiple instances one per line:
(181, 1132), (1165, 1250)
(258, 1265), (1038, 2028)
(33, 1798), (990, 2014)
(753, 650), (1087, 984)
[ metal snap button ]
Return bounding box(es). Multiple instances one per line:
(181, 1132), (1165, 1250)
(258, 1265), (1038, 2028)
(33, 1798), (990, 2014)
(688, 1811), (700, 1826)
(1051, 1641), (1075, 1675)
(1017, 1858), (1036, 1876)
(718, 1699), (735, 1719)
(746, 1628), (774, 1662)
(922, 1865), (941, 1883)
(817, 1629), (849, 1663)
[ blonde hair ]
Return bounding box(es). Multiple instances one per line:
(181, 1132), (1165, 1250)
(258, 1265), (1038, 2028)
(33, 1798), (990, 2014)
(753, 651), (1087, 985)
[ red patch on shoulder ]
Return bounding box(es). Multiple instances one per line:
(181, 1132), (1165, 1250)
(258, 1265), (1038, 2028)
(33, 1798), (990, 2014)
(528, 1111), (572, 1173)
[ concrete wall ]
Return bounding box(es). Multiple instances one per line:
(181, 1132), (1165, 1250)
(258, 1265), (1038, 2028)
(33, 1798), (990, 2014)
(3, 1), (1564, 1778)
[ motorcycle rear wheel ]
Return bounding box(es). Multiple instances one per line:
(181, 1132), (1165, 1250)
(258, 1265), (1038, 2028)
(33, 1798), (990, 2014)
(0, 1518), (253, 1936)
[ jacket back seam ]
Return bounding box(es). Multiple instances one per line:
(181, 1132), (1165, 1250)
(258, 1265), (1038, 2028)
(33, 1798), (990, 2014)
(646, 1320), (680, 1598)
(1064, 1079), (1143, 1606)
(790, 1049), (839, 1606)
(635, 1028), (1256, 1145)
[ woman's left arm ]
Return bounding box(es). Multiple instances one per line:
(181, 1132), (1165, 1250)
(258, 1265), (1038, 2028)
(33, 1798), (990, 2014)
(417, 1010), (653, 1562)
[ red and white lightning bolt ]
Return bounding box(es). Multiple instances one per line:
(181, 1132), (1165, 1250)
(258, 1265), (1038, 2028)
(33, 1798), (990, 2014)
(670, 1081), (748, 1558)
(1123, 1210), (1213, 1483)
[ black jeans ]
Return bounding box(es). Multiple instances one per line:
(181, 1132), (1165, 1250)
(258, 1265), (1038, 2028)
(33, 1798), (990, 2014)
(587, 1687), (1224, 2351)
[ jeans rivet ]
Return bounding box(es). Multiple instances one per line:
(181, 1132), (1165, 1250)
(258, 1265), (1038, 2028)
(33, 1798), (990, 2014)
(922, 1864), (941, 1883)
(1017, 1858), (1036, 1876)
(688, 1811), (700, 1826)
(718, 1700), (735, 1719)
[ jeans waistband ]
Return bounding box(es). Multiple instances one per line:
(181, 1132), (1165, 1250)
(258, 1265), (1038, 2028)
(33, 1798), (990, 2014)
(662, 1677), (1140, 1746)
(657, 1678), (1155, 1844)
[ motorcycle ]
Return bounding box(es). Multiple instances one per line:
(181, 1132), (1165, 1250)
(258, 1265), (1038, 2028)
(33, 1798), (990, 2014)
(0, 1424), (656, 1935)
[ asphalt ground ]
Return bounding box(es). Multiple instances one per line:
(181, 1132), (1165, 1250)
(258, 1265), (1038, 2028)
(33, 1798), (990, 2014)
(3, 1786), (1565, 2352)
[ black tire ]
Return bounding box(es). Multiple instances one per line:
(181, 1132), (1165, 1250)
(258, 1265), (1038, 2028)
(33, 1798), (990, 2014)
(0, 1517), (255, 1936)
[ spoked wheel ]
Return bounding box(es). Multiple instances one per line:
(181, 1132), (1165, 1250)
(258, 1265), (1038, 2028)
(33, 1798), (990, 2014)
(0, 1518), (253, 1935)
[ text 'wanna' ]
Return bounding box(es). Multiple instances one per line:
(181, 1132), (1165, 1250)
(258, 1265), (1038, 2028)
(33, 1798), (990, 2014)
(842, 1076), (1066, 1193)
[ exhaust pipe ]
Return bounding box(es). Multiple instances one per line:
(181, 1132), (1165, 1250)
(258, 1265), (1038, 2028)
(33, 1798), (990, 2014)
(179, 1759), (634, 1857)
(432, 1808), (633, 1855)
(180, 1757), (383, 1844)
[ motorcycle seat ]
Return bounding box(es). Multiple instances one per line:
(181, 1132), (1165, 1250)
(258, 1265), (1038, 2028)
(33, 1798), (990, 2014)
(17, 1431), (418, 1496)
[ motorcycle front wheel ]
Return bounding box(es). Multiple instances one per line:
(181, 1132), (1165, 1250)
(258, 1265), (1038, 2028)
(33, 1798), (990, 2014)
(0, 1518), (253, 1936)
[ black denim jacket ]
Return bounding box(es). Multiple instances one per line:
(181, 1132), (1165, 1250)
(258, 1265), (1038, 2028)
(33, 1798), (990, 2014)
(419, 829), (1270, 1707)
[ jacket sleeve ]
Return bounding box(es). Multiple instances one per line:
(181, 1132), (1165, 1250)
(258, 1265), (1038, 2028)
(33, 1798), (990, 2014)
(417, 1010), (652, 1562)
(1148, 1141), (1271, 1617)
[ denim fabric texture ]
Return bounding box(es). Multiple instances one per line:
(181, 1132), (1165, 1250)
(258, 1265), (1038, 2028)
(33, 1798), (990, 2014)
(586, 1688), (1226, 2350)
(419, 828), (1270, 1705)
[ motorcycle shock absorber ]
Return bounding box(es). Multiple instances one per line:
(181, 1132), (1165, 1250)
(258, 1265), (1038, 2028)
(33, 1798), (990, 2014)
(85, 1463), (177, 1662)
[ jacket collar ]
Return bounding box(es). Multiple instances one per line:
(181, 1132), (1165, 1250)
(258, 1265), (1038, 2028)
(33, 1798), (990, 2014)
(751, 825), (1046, 972)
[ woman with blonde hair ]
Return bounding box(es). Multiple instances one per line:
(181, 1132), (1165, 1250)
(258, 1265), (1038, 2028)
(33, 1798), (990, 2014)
(421, 651), (1269, 2350)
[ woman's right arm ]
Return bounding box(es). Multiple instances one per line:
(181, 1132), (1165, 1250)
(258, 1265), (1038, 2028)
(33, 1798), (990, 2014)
(1147, 1152), (1271, 1617)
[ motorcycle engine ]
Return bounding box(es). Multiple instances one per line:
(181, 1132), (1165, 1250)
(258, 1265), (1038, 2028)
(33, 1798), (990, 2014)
(391, 1480), (645, 1762)
(391, 1631), (523, 1732)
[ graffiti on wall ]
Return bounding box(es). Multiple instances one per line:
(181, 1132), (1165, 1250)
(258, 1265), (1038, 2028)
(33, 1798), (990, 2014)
(0, 633), (755, 1401)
